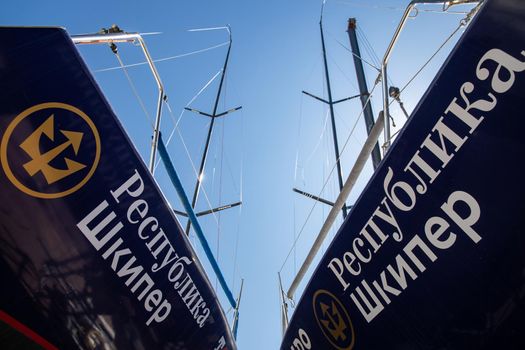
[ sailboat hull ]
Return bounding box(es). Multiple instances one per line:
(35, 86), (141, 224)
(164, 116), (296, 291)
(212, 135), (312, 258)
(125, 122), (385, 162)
(0, 27), (236, 350)
(282, 0), (525, 348)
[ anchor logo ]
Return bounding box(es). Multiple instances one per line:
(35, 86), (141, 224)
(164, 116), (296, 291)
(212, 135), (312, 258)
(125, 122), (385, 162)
(313, 289), (355, 350)
(1, 102), (101, 199)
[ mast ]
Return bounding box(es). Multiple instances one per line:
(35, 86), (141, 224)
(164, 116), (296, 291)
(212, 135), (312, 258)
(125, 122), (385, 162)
(319, 15), (347, 218)
(297, 4), (364, 219)
(184, 27), (242, 235)
(346, 18), (382, 169)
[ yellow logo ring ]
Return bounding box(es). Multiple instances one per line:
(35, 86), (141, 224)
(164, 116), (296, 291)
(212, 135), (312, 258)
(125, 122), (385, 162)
(1, 102), (101, 199)
(312, 289), (355, 350)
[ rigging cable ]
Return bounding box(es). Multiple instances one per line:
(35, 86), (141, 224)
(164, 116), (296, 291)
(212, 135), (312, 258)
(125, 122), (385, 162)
(153, 69), (222, 171)
(294, 53), (323, 186)
(164, 70), (222, 146)
(383, 6), (480, 147)
(293, 55), (328, 274)
(215, 65), (230, 290)
(335, 0), (470, 15)
(284, 26), (377, 273)
(301, 110), (330, 181)
(95, 41), (230, 73)
(107, 36), (242, 301)
(280, 80), (380, 273)
(113, 50), (155, 129)
(280, 0), (481, 288)
(325, 41), (359, 90)
(224, 151), (241, 194)
(169, 114), (223, 228)
(159, 71), (229, 235)
(215, 94), (226, 291)
(294, 94), (303, 185)
(398, 16), (468, 95)
(231, 108), (244, 292)
(231, 163), (242, 291)
(324, 50), (367, 140)
(356, 27), (381, 69)
(331, 36), (380, 72)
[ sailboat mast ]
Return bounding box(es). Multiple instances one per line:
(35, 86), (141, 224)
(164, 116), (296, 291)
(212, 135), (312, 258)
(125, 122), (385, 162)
(185, 29), (233, 235)
(320, 17), (348, 218)
(296, 5), (366, 217)
(346, 18), (382, 170)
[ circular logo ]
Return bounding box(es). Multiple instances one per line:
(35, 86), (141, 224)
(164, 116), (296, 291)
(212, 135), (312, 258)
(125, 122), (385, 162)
(313, 289), (355, 350)
(1, 102), (101, 199)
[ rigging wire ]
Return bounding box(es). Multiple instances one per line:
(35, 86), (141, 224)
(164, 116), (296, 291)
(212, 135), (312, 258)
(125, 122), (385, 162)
(327, 25), (397, 97)
(293, 197), (297, 275)
(94, 41), (230, 73)
(215, 104), (226, 291)
(154, 70), (228, 235)
(215, 68), (229, 289)
(323, 50), (361, 138)
(74, 30), (162, 37)
(331, 35), (380, 72)
(381, 9), (476, 141)
(355, 26), (400, 90)
(356, 30), (377, 67)
(279, 81), (380, 273)
(335, 0), (470, 14)
(112, 49), (221, 238)
(293, 91), (307, 275)
(212, 47), (245, 293)
(189, 26), (231, 33)
(322, 117), (330, 254)
(293, 96), (302, 184)
(356, 27), (381, 69)
(162, 70), (222, 147)
(280, 1), (481, 292)
(154, 101), (227, 235)
(113, 52), (155, 129)
(170, 116), (223, 229)
(325, 41), (359, 91)
(182, 69), (242, 294)
(231, 164), (242, 291)
(299, 109), (330, 182)
(382, 9), (478, 146)
(106, 34), (243, 302)
(150, 68), (223, 176)
(294, 53), (323, 186)
(231, 107), (244, 292)
(224, 153), (241, 195)
(398, 20), (464, 95)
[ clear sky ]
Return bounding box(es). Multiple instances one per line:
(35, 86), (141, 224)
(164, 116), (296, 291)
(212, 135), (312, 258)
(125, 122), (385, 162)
(1, 1), (476, 348)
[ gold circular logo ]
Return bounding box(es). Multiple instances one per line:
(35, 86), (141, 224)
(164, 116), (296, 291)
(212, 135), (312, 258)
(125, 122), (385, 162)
(313, 289), (355, 350)
(1, 102), (101, 199)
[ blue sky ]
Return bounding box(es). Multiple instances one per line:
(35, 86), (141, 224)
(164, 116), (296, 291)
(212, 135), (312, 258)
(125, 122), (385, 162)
(1, 1), (476, 348)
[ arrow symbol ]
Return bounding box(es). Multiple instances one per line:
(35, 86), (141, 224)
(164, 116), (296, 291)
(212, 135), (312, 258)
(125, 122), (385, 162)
(20, 114), (86, 184)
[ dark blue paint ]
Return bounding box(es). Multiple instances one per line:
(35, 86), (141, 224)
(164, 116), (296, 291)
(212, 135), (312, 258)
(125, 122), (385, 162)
(0, 27), (235, 349)
(282, 0), (525, 348)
